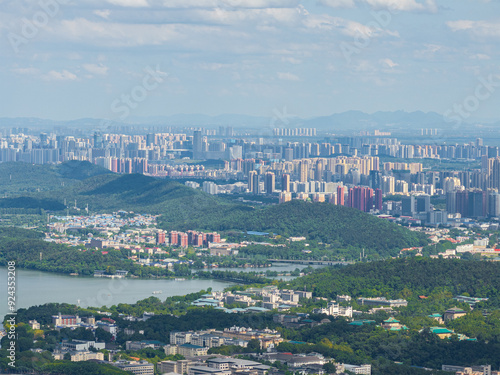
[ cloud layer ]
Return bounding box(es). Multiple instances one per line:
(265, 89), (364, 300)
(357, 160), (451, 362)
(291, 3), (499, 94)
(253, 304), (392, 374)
(0, 0), (499, 121)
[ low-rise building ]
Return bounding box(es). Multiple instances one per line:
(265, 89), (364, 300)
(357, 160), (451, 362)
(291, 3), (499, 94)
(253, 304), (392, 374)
(260, 353), (325, 368)
(69, 351), (104, 362)
(61, 340), (105, 352)
(126, 340), (165, 351)
(336, 295), (351, 303)
(206, 358), (263, 370)
(442, 364), (491, 375)
(157, 359), (194, 374)
(96, 322), (118, 337)
(113, 360), (155, 375)
(52, 313), (81, 327)
(313, 301), (352, 318)
(428, 313), (444, 325)
(453, 296), (489, 307)
(189, 366), (231, 375)
(380, 318), (408, 331)
(357, 297), (408, 307)
(430, 327), (455, 339)
(165, 344), (209, 357)
(444, 307), (467, 321)
(342, 364), (372, 375)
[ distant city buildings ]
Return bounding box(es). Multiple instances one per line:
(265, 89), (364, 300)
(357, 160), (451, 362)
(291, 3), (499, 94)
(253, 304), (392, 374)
(5, 129), (500, 225)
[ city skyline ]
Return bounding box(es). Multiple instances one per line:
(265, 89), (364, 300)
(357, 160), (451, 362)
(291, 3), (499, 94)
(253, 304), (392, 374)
(1, 0), (499, 122)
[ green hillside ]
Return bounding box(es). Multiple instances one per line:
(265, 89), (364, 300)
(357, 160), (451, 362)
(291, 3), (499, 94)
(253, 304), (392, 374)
(45, 173), (226, 214)
(0, 162), (427, 256)
(286, 258), (500, 305)
(0, 170), (234, 229)
(160, 200), (428, 256)
(0, 160), (111, 196)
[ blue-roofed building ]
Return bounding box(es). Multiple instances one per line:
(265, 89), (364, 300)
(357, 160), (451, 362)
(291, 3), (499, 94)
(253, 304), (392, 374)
(381, 317), (408, 331)
(349, 320), (376, 326)
(191, 298), (223, 307)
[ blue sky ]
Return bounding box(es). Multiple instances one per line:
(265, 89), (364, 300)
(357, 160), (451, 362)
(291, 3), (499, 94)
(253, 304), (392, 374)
(0, 0), (499, 122)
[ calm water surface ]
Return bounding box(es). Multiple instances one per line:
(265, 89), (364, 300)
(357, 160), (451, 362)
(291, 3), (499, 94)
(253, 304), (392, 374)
(0, 267), (232, 323)
(0, 263), (326, 323)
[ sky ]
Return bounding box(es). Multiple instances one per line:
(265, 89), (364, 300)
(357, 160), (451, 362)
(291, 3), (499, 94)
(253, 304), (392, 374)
(0, 0), (499, 122)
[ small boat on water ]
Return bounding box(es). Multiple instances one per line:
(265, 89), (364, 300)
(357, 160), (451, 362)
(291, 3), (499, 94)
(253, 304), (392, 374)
(152, 290), (163, 294)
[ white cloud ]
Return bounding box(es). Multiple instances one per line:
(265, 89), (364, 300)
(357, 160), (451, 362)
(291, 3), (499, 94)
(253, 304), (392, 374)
(380, 58), (398, 68)
(447, 20), (500, 37)
(282, 57), (302, 64)
(364, 0), (436, 12)
(221, 0), (299, 7)
(193, 6), (307, 26)
(318, 0), (356, 7)
(340, 19), (379, 37)
(154, 0), (298, 8)
(94, 9), (111, 19)
(277, 72), (299, 81)
(302, 14), (393, 39)
(198, 62), (233, 70)
(42, 70), (78, 81)
(320, 0), (437, 12)
(54, 18), (180, 46)
(413, 43), (444, 59)
(106, 0), (149, 7)
(470, 54), (490, 60)
(68, 52), (83, 60)
(446, 20), (474, 32)
(83, 63), (109, 75)
(11, 67), (39, 75)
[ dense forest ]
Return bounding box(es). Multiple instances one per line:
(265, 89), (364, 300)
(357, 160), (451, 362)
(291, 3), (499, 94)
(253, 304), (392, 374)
(286, 258), (500, 307)
(161, 200), (429, 256)
(0, 160), (111, 197)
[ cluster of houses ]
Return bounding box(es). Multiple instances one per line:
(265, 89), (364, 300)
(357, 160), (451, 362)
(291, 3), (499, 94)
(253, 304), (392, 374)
(156, 353), (371, 375)
(167, 326), (283, 353)
(52, 340), (106, 362)
(347, 305), (478, 341)
(51, 313), (118, 337)
(41, 315), (371, 375)
(441, 364), (500, 375)
(46, 213), (158, 247)
(191, 287), (313, 313)
(431, 238), (500, 259)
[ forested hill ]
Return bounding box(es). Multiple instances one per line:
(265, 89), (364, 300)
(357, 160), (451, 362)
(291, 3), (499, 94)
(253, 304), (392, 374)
(0, 162), (427, 255)
(0, 160), (111, 196)
(0, 171), (228, 214)
(286, 258), (500, 305)
(161, 200), (428, 255)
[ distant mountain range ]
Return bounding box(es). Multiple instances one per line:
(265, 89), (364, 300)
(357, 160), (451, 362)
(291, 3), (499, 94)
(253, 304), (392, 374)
(1, 111), (497, 131)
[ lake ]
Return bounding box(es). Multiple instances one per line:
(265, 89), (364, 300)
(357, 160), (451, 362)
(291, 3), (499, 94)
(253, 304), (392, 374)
(0, 267), (232, 323)
(0, 262), (326, 322)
